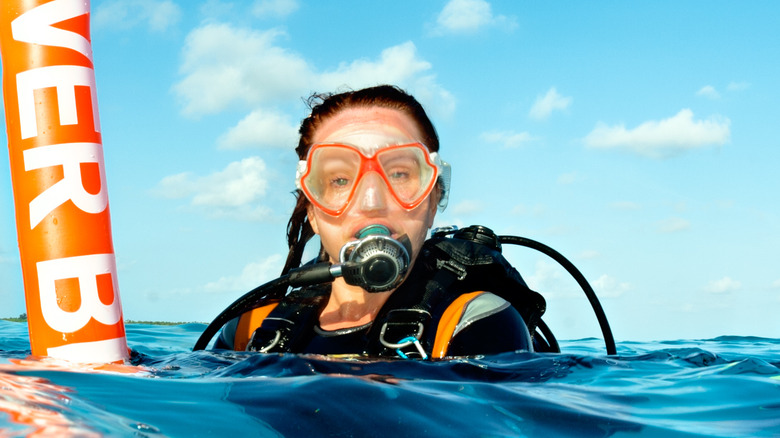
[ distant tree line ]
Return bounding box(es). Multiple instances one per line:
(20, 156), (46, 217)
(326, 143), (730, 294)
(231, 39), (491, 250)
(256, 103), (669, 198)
(1, 313), (200, 325)
(1, 313), (27, 322)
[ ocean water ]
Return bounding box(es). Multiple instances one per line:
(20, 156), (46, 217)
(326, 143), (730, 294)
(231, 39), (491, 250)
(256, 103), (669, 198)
(0, 320), (778, 437)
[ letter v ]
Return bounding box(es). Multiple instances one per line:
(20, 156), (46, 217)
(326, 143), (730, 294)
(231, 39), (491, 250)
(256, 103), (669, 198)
(11, 0), (92, 63)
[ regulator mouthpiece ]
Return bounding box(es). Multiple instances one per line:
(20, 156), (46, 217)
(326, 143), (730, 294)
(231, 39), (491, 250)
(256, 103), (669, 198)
(354, 224), (391, 239)
(339, 225), (411, 292)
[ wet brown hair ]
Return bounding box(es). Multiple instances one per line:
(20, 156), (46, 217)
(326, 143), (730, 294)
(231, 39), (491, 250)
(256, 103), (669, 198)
(281, 85), (439, 274)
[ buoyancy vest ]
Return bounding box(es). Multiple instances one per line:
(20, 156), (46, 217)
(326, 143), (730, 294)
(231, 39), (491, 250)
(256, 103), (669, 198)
(225, 226), (549, 358)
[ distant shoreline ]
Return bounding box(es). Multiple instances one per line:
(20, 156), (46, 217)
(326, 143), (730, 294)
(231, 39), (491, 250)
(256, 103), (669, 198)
(0, 318), (204, 325)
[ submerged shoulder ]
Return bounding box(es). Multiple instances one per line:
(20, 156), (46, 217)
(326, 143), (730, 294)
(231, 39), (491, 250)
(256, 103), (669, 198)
(433, 291), (531, 358)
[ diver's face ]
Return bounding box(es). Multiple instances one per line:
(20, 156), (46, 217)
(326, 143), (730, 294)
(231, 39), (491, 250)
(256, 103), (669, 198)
(306, 106), (438, 264)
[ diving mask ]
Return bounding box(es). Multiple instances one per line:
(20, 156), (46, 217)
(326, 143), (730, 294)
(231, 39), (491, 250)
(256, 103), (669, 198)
(296, 142), (450, 216)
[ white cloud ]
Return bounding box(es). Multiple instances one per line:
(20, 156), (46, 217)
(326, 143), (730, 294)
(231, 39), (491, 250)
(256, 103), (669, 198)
(511, 204), (546, 217)
(145, 1), (180, 31)
(657, 217), (690, 233)
(193, 159), (268, 207)
(433, 0), (517, 34)
(584, 109), (731, 158)
(217, 108), (299, 150)
(173, 24), (455, 119)
(578, 250), (600, 260)
(174, 24), (311, 115)
(727, 81), (750, 92)
(155, 157), (274, 220)
(318, 42), (426, 91)
(592, 274), (631, 298)
(696, 85), (720, 99)
(524, 260), (579, 298)
(204, 254), (284, 293)
(716, 200), (735, 210)
(316, 42), (456, 119)
(198, 0), (237, 20)
(252, 0), (299, 18)
(480, 130), (535, 149)
(409, 75), (457, 121)
(155, 172), (191, 199)
(610, 201), (642, 211)
(673, 201), (688, 213)
(451, 199), (484, 215)
(529, 87), (572, 120)
(704, 276), (742, 294)
(695, 82), (750, 98)
(94, 0), (181, 32)
(204, 204), (274, 222)
(557, 172), (580, 185)
(772, 279), (780, 288)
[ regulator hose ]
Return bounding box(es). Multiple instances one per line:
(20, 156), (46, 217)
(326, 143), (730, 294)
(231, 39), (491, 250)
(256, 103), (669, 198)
(499, 235), (616, 355)
(194, 226), (411, 351)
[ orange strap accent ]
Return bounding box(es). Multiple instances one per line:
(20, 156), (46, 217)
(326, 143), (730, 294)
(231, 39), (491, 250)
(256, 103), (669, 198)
(233, 303), (280, 351)
(431, 291), (485, 359)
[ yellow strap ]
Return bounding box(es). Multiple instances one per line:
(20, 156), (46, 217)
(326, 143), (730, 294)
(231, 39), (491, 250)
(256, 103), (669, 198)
(234, 302), (279, 351)
(431, 291), (485, 359)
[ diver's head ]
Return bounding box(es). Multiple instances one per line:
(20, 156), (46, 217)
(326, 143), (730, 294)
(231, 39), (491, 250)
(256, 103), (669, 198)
(302, 105), (439, 266)
(283, 86), (450, 273)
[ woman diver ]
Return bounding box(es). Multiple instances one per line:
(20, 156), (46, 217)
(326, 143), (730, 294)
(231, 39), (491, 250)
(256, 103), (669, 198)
(210, 85), (552, 359)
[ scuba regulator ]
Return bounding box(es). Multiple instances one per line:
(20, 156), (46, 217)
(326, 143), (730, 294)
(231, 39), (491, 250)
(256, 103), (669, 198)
(284, 224), (411, 292)
(336, 224), (411, 292)
(193, 225), (412, 350)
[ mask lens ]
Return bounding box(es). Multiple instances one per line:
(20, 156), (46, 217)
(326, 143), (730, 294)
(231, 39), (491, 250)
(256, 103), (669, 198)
(377, 146), (436, 206)
(303, 145), (361, 213)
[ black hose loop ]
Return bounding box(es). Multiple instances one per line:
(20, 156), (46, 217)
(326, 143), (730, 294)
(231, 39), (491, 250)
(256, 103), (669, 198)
(499, 235), (617, 355)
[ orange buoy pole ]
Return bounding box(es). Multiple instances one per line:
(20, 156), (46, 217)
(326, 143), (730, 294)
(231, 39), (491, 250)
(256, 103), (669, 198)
(0, 0), (128, 363)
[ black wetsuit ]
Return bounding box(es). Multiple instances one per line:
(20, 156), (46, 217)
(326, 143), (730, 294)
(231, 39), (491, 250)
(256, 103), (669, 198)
(216, 287), (532, 357)
(215, 228), (547, 358)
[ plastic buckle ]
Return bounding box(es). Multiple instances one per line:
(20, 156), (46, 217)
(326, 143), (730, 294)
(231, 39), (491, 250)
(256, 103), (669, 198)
(436, 259), (467, 280)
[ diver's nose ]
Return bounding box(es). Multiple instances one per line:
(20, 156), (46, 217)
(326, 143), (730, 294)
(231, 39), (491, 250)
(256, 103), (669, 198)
(354, 171), (388, 212)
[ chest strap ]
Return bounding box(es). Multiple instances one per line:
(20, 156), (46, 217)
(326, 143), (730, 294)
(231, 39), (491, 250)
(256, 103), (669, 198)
(233, 302), (279, 351)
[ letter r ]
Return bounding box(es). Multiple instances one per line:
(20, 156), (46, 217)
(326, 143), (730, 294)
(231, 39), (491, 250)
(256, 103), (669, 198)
(24, 142), (108, 229)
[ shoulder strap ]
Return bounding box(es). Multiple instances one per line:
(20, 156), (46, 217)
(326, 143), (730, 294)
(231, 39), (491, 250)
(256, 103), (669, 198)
(233, 302), (280, 351)
(364, 249), (457, 357)
(430, 291), (485, 358)
(242, 285), (329, 353)
(367, 229), (547, 357)
(425, 233), (547, 333)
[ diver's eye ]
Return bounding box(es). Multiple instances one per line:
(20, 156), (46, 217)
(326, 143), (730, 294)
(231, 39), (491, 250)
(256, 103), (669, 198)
(331, 176), (351, 187)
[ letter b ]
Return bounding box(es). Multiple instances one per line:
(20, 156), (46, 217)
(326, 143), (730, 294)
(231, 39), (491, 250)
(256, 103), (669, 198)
(37, 253), (122, 333)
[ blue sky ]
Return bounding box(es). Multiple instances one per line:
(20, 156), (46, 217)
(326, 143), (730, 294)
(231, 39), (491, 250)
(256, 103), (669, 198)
(2, 0), (778, 343)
